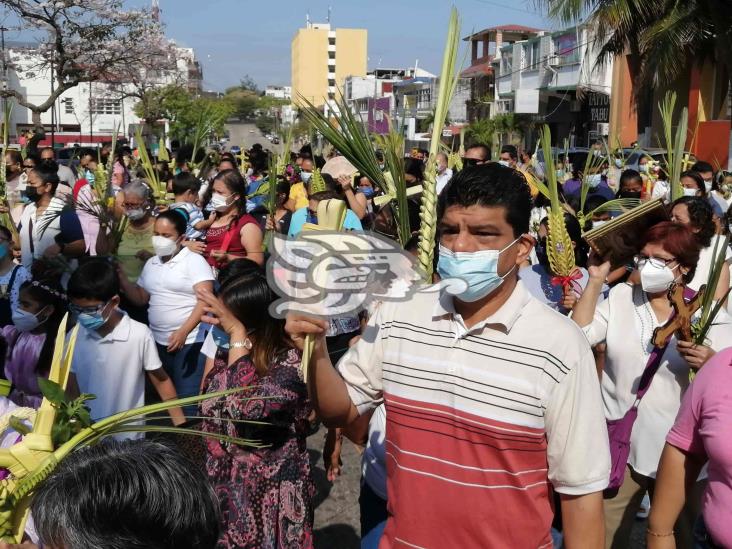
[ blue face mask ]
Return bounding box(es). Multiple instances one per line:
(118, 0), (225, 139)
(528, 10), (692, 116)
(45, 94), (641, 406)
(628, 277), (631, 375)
(211, 325), (254, 350)
(211, 325), (230, 349)
(72, 301), (111, 332)
(437, 238), (520, 302)
(359, 187), (375, 199)
(0, 243), (9, 261)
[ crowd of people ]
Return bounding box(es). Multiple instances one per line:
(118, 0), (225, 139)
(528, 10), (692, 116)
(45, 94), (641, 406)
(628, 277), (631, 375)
(0, 136), (731, 549)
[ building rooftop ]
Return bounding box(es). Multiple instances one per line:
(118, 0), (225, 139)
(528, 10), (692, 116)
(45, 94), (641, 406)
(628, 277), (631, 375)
(463, 25), (544, 41)
(461, 61), (493, 77)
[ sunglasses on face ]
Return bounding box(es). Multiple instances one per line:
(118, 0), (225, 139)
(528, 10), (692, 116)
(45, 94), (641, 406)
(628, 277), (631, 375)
(462, 158), (480, 168)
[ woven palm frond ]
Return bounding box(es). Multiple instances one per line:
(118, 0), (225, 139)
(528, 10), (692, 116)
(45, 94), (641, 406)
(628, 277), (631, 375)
(539, 125), (575, 278)
(310, 167), (326, 195)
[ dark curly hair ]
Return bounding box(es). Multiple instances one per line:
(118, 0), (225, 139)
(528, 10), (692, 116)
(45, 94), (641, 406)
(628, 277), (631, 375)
(671, 196), (715, 248)
(439, 162), (532, 237)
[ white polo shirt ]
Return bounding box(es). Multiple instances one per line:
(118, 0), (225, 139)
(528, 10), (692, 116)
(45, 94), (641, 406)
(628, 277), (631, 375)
(18, 197), (69, 268)
(70, 313), (162, 422)
(137, 246), (214, 346)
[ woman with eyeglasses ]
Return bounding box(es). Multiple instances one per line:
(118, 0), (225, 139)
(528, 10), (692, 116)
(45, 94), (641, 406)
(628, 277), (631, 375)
(571, 221), (732, 548)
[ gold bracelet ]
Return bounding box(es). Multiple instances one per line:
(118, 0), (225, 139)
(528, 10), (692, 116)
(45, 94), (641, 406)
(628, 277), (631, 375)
(647, 528), (674, 538)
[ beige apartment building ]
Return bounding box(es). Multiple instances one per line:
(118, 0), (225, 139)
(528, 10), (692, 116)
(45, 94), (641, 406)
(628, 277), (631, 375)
(291, 22), (367, 107)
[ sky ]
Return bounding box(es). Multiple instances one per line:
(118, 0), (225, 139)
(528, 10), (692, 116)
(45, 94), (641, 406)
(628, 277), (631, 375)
(151, 0), (554, 92)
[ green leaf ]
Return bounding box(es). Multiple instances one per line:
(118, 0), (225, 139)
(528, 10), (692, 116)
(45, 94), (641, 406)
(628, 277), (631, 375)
(37, 377), (68, 405)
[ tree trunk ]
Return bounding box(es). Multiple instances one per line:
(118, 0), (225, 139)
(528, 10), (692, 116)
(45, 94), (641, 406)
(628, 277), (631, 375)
(31, 110), (44, 134)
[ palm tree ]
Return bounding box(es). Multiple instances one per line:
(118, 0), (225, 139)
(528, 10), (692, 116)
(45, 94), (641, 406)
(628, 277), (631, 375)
(537, 0), (732, 100)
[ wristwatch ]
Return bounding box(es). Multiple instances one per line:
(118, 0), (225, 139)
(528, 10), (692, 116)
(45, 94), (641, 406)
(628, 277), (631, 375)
(230, 338), (253, 350)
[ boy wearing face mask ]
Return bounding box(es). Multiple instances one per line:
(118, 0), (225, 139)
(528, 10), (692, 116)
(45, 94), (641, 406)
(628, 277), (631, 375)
(65, 259), (185, 434)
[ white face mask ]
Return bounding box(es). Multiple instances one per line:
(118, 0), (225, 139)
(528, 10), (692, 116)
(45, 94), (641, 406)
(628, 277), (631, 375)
(683, 187), (698, 197)
(12, 306), (48, 333)
(587, 174), (602, 189)
(704, 179), (713, 192)
(210, 192), (233, 213)
(152, 235), (179, 258)
(592, 219), (609, 229)
(300, 171), (312, 183)
(639, 259), (679, 294)
(498, 160), (510, 168)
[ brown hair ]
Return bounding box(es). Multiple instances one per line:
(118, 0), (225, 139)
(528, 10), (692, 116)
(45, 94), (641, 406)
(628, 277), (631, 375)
(642, 221), (701, 283)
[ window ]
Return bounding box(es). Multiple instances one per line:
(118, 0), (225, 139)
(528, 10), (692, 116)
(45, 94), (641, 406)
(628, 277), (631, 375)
(328, 51), (335, 59)
(523, 41), (540, 70)
(328, 79), (336, 87)
(63, 98), (74, 114)
(90, 97), (122, 115)
(501, 52), (513, 74)
(553, 33), (580, 64)
(328, 37), (335, 46)
(328, 92), (335, 100)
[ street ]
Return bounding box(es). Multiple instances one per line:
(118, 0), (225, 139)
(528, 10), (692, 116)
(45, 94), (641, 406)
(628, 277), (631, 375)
(224, 122), (283, 155)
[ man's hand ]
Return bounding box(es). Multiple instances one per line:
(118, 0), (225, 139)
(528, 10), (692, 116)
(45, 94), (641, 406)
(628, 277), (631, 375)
(587, 261), (611, 283)
(285, 314), (328, 352)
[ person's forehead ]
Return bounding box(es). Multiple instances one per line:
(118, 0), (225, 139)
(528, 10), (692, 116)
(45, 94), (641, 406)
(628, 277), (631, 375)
(464, 148), (484, 160)
(441, 204), (510, 226)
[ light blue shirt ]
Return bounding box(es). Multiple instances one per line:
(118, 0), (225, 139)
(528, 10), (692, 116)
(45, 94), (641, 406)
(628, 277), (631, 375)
(288, 207), (363, 238)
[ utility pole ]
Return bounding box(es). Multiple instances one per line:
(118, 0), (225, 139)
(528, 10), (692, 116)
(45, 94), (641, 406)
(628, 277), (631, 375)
(50, 54), (55, 148)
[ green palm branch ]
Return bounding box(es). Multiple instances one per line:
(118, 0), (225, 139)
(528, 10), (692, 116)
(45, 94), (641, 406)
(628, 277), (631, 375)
(374, 122), (411, 247)
(417, 7), (461, 282)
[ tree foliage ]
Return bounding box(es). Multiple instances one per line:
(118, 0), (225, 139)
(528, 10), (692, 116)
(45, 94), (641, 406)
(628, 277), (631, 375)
(3, 0), (170, 128)
(134, 85), (233, 143)
(537, 0), (732, 97)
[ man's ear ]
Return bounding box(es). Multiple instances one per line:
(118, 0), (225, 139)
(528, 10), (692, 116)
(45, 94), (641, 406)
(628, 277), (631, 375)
(515, 234), (535, 266)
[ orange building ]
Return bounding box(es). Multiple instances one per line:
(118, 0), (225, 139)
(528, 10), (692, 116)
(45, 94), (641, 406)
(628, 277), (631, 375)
(609, 55), (730, 168)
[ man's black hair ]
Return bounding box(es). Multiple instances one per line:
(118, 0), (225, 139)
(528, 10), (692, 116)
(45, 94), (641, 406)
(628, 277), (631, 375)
(68, 257), (120, 302)
(172, 172), (202, 196)
(438, 162), (532, 237)
(34, 159), (61, 193)
(465, 143), (490, 161)
(500, 144), (518, 161)
(691, 161), (713, 174)
(31, 440), (220, 549)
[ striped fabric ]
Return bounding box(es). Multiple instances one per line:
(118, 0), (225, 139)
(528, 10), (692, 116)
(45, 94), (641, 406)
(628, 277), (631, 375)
(338, 281), (610, 549)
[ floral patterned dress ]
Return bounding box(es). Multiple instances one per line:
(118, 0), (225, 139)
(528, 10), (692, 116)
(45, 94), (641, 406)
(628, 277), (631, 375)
(200, 347), (315, 549)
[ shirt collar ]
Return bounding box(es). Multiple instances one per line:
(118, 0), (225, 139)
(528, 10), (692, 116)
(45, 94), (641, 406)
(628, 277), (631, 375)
(432, 280), (530, 336)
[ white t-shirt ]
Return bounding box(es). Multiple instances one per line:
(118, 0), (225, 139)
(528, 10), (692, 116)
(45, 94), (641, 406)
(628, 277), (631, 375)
(582, 283), (732, 477)
(688, 234), (732, 292)
(70, 313), (162, 423)
(18, 197), (67, 268)
(137, 246), (214, 345)
(362, 403), (387, 500)
(435, 168), (453, 195)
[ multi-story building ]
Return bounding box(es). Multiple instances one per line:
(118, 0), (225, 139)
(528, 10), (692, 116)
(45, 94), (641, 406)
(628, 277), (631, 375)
(265, 85), (292, 100)
(461, 25), (543, 122)
(343, 68), (436, 121)
(291, 20), (367, 109)
(494, 23), (613, 147)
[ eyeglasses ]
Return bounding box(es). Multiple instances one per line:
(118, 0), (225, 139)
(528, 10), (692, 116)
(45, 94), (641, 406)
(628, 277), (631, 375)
(634, 254), (677, 269)
(22, 164), (34, 170)
(69, 301), (108, 316)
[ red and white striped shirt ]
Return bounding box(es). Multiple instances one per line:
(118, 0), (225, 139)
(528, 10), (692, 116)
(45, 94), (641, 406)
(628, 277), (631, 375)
(338, 281), (610, 549)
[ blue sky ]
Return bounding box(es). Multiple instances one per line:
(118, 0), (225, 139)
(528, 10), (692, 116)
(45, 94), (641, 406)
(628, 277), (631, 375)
(152, 0), (553, 92)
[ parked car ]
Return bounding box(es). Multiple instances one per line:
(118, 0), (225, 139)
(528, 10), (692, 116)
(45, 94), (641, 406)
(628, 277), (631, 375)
(271, 137), (280, 145)
(623, 148), (696, 171)
(229, 145), (241, 155)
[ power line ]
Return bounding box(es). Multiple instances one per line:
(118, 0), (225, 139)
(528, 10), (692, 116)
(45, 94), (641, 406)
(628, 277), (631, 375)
(470, 0), (544, 16)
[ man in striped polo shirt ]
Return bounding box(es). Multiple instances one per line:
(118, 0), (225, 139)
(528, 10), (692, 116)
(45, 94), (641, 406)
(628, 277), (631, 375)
(287, 163), (610, 548)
